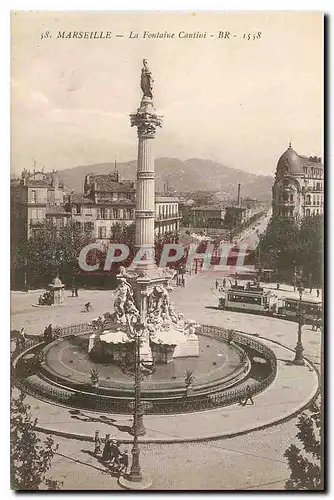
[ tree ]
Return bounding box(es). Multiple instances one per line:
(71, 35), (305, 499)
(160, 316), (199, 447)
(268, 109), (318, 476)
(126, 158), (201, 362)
(110, 221), (135, 244)
(255, 215), (323, 285)
(11, 220), (95, 288)
(11, 391), (63, 491)
(297, 215), (323, 286)
(284, 397), (323, 490)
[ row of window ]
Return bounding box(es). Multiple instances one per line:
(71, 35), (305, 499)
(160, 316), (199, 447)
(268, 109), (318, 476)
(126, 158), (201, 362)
(98, 208), (135, 220)
(275, 208), (294, 216)
(305, 194), (323, 205)
(305, 208), (322, 216)
(279, 193), (294, 202)
(157, 204), (178, 216)
(71, 206), (136, 219)
(303, 167), (323, 178)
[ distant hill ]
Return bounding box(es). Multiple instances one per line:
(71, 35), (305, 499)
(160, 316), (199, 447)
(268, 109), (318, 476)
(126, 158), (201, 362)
(58, 157), (273, 201)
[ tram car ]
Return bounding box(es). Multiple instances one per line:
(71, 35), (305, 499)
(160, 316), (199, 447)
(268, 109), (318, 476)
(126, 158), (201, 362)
(217, 287), (322, 323)
(219, 288), (271, 314)
(280, 297), (322, 324)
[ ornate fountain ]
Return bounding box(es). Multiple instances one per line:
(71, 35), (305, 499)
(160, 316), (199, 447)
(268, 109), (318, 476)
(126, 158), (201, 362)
(88, 266), (199, 366)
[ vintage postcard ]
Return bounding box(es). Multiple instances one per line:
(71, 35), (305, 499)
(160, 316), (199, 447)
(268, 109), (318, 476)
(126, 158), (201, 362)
(10, 11), (324, 491)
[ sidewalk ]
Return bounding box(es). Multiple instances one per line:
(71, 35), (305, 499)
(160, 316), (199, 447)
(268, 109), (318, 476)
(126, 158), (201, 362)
(25, 335), (318, 444)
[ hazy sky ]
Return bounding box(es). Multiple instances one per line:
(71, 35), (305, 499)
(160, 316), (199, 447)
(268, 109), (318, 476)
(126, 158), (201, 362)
(11, 11), (323, 177)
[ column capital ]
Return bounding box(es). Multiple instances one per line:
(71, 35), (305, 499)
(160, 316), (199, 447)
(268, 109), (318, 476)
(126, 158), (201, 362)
(130, 98), (163, 139)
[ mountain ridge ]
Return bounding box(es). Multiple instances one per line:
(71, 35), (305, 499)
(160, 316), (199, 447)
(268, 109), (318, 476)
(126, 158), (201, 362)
(57, 157), (273, 201)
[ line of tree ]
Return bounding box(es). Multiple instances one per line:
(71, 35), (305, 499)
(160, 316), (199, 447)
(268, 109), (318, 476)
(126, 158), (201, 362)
(254, 215), (323, 286)
(11, 220), (184, 290)
(11, 391), (62, 490)
(11, 220), (95, 289)
(284, 396), (323, 490)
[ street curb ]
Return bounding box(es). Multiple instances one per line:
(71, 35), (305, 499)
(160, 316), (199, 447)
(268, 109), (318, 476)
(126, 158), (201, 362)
(34, 355), (320, 445)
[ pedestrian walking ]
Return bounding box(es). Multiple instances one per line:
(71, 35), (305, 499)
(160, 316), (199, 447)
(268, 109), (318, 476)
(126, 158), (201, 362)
(181, 276), (185, 287)
(119, 450), (129, 475)
(215, 279), (219, 290)
(276, 282), (280, 290)
(75, 286), (79, 297)
(94, 430), (102, 457)
(102, 434), (111, 464)
(222, 278), (226, 288)
(18, 327), (26, 349)
(316, 288), (320, 298)
(242, 384), (254, 406)
(46, 324), (53, 341)
(110, 440), (121, 470)
(312, 316), (317, 332)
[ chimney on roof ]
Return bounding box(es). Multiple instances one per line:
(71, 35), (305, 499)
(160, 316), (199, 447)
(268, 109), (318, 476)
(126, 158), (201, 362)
(52, 171), (60, 205)
(113, 160), (119, 182)
(237, 183), (241, 206)
(67, 190), (73, 210)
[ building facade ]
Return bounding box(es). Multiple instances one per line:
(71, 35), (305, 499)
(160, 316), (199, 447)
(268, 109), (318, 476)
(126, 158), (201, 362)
(272, 144), (324, 219)
(67, 172), (136, 241)
(11, 169), (181, 244)
(155, 194), (181, 235)
(190, 206), (226, 227)
(11, 169), (70, 244)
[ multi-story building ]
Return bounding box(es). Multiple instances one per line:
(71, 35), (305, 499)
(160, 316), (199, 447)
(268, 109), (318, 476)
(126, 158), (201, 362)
(272, 143), (324, 219)
(66, 173), (180, 240)
(11, 169), (70, 244)
(190, 205), (226, 227)
(155, 194), (181, 235)
(11, 168), (181, 245)
(66, 172), (136, 241)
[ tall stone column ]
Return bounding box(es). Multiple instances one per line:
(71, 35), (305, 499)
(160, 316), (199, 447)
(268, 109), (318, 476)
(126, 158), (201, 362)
(130, 93), (163, 267)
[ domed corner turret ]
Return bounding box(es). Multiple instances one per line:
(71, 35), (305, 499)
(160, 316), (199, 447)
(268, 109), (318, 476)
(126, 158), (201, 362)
(276, 143), (304, 178)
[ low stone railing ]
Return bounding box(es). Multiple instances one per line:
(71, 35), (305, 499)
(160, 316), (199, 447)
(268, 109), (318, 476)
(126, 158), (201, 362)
(12, 323), (277, 415)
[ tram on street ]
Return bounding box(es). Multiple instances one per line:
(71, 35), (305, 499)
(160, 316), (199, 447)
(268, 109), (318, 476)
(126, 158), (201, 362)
(217, 286), (322, 324)
(280, 297), (322, 324)
(218, 288), (271, 314)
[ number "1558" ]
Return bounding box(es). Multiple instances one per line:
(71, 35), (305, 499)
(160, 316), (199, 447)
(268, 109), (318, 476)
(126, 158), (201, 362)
(243, 32), (262, 40)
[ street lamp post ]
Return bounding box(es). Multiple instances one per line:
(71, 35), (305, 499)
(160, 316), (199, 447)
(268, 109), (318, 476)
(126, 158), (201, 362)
(293, 285), (305, 365)
(293, 265), (297, 292)
(130, 323), (146, 438)
(119, 321), (152, 490)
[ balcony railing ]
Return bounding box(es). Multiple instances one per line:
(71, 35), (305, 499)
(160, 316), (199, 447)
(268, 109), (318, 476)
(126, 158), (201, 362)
(156, 213), (182, 222)
(29, 218), (44, 225)
(28, 199), (47, 204)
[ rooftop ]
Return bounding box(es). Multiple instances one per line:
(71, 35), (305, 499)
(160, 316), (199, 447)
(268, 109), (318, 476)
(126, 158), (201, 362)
(85, 173), (135, 193)
(276, 144), (323, 177)
(191, 205), (224, 212)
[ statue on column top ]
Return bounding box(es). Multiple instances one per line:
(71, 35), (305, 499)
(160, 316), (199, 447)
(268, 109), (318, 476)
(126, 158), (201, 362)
(141, 59), (154, 99)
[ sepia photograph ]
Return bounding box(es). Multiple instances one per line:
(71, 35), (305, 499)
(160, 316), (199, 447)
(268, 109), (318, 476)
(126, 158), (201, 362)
(10, 10), (324, 491)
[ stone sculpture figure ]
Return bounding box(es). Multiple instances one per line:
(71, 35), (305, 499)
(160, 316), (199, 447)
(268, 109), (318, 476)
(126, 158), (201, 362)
(140, 59), (154, 99)
(113, 277), (135, 322)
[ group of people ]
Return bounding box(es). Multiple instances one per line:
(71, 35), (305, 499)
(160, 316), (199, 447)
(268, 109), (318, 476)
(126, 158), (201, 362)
(94, 431), (129, 475)
(43, 324), (54, 343)
(312, 315), (322, 332)
(176, 274), (186, 287)
(38, 290), (53, 306)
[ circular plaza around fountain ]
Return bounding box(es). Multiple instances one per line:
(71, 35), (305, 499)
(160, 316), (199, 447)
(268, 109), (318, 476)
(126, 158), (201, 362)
(13, 321), (278, 416)
(34, 332), (250, 399)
